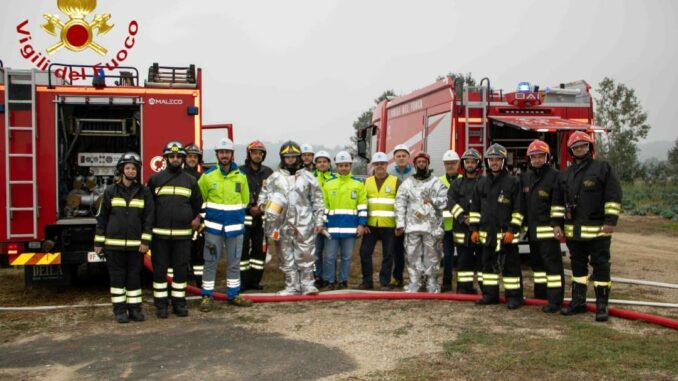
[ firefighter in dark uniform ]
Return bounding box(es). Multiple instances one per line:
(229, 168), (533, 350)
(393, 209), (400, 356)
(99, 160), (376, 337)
(184, 143), (205, 288)
(94, 152), (154, 323)
(470, 143), (525, 309)
(554, 131), (622, 322)
(521, 140), (564, 313)
(447, 148), (484, 294)
(239, 140), (273, 290)
(147, 141), (203, 318)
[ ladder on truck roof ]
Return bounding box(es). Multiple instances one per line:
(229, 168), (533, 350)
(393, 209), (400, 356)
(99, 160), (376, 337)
(463, 78), (491, 155)
(3, 69), (38, 239)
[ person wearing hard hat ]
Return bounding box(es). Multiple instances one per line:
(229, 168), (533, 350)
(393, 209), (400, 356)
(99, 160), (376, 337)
(554, 131), (622, 322)
(322, 151), (367, 290)
(197, 137), (253, 311)
(311, 150), (335, 287)
(440, 150), (460, 292)
(448, 148), (484, 294)
(147, 141), (203, 318)
(357, 152), (401, 289)
(184, 143), (205, 289)
(257, 141), (326, 295)
(469, 144), (524, 309)
(395, 151), (448, 292)
(301, 143), (315, 172)
(521, 139), (564, 313)
(94, 152), (153, 323)
(386, 143), (414, 289)
(239, 140), (274, 291)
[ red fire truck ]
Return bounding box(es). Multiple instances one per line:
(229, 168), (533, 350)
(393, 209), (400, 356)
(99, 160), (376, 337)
(357, 76), (603, 175)
(0, 61), (232, 285)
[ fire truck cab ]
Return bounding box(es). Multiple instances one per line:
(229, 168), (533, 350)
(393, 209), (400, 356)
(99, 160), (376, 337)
(0, 61), (232, 285)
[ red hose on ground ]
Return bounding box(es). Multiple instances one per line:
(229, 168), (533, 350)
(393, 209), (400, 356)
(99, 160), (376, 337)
(143, 255), (678, 330)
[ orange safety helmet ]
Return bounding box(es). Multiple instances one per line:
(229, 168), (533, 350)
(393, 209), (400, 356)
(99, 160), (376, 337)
(412, 151), (431, 164)
(247, 140), (267, 160)
(567, 131), (594, 149)
(527, 140), (550, 156)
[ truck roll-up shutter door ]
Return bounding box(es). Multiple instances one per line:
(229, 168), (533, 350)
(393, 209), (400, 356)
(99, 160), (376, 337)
(489, 115), (605, 133)
(55, 96), (141, 105)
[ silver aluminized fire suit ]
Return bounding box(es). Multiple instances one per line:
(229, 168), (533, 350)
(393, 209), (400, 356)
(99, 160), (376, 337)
(258, 168), (325, 295)
(395, 173), (449, 292)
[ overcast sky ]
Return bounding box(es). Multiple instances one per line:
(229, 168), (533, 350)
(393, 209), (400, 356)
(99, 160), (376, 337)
(3, 0), (677, 147)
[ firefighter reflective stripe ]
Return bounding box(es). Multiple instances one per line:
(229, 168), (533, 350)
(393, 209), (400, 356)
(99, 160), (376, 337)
(226, 278), (241, 288)
(453, 232), (466, 245)
(193, 265), (204, 276)
(202, 279), (215, 292)
(328, 227), (358, 235)
(477, 272), (484, 283)
(534, 271), (547, 284)
(204, 220), (245, 233)
(550, 205), (565, 218)
(565, 224), (611, 239)
(604, 202), (621, 216)
(469, 212), (480, 224)
(105, 238), (141, 247)
(168, 268), (174, 277)
(536, 226), (555, 239)
(329, 209), (358, 215)
(240, 259), (251, 271)
(156, 186), (192, 198)
(94, 235), (106, 243)
(171, 282), (186, 298)
(368, 210), (396, 217)
(457, 271), (474, 283)
(110, 287), (126, 304)
(503, 277), (521, 290)
(547, 274), (562, 288)
(141, 233), (152, 241)
(126, 288), (143, 304)
(483, 273), (499, 286)
(153, 282), (168, 298)
(510, 212), (524, 227)
(594, 281), (612, 288)
(451, 204), (464, 219)
(250, 258), (265, 270)
(244, 215), (253, 226)
(129, 199), (145, 208)
(152, 228), (193, 237)
(111, 198), (127, 207)
(572, 275), (588, 285)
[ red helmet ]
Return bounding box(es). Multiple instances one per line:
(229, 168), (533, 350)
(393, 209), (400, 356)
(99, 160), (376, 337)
(412, 151), (430, 164)
(247, 140), (267, 161)
(567, 131), (593, 149)
(527, 140), (550, 156)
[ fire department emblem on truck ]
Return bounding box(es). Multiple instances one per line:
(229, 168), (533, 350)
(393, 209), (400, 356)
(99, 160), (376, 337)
(41, 0), (114, 56)
(151, 156), (167, 173)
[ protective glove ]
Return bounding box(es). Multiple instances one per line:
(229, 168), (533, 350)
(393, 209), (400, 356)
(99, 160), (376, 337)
(470, 231), (479, 244)
(502, 231), (515, 245)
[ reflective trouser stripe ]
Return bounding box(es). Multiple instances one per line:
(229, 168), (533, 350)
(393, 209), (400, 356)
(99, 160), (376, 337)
(453, 233), (465, 245)
(594, 281), (612, 288)
(240, 260), (250, 271)
(226, 278), (240, 288)
(469, 212), (480, 224)
(153, 282), (168, 298)
(457, 271), (474, 283)
(127, 288), (142, 304)
(572, 275), (588, 285)
(477, 272), (483, 282)
(533, 271), (547, 284)
(536, 226), (555, 239)
(550, 205), (565, 218)
(110, 287), (126, 304)
(503, 277), (521, 290)
(483, 273), (499, 286)
(202, 280), (215, 292)
(250, 258), (265, 270)
(547, 275), (562, 288)
(193, 265), (204, 276)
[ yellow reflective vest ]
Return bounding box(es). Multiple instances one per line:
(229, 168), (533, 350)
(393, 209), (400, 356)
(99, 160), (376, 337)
(365, 175), (397, 228)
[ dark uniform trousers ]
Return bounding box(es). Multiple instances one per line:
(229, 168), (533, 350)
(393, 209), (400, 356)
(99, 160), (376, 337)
(152, 239), (191, 308)
(241, 223), (266, 288)
(358, 226), (396, 287)
(108, 249), (144, 314)
(481, 243), (523, 299)
(529, 239), (564, 299)
(566, 238), (611, 283)
(454, 243), (483, 293)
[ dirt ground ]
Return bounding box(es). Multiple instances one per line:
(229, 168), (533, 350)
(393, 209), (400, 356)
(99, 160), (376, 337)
(1, 215), (677, 380)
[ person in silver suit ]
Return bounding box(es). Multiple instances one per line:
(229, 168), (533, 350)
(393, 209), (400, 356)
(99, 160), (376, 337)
(258, 141), (326, 295)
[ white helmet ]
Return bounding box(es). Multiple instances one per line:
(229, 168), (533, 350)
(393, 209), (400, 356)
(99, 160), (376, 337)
(301, 143), (314, 154)
(393, 144), (410, 155)
(334, 150), (353, 164)
(314, 150), (331, 162)
(215, 137), (234, 151)
(371, 152), (389, 163)
(442, 150), (460, 162)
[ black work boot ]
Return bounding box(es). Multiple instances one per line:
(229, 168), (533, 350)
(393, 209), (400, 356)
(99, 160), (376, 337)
(506, 289), (524, 310)
(533, 283), (547, 299)
(172, 298), (189, 317)
(441, 281), (453, 293)
(155, 298), (169, 319)
(113, 303), (129, 324)
(475, 285), (499, 305)
(561, 283), (588, 316)
(128, 304), (145, 322)
(594, 285), (611, 322)
(542, 287), (563, 313)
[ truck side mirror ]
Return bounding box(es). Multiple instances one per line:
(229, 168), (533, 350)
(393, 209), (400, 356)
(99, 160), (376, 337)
(357, 140), (369, 161)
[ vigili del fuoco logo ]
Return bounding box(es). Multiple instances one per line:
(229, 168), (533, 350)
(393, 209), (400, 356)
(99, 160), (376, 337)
(16, 0), (139, 81)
